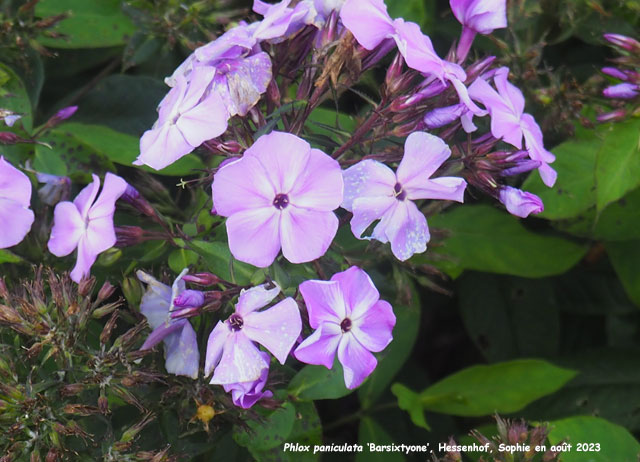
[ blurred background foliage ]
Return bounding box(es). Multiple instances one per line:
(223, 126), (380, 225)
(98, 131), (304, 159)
(0, 0), (639, 461)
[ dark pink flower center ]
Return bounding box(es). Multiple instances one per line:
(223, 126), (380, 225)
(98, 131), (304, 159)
(229, 313), (244, 331)
(393, 182), (406, 201)
(273, 193), (290, 209)
(340, 318), (352, 333)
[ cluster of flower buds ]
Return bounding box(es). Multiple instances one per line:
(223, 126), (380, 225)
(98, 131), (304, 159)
(598, 33), (640, 122)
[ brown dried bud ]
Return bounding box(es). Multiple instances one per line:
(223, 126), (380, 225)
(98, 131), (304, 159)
(98, 395), (109, 415)
(100, 311), (119, 345)
(96, 281), (116, 302)
(45, 448), (61, 462)
(59, 383), (84, 397)
(77, 276), (95, 298)
(63, 404), (100, 416)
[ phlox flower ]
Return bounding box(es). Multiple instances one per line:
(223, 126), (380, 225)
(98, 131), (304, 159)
(48, 173), (127, 282)
(137, 269), (200, 379)
(340, 0), (484, 116)
(0, 156), (34, 249)
(204, 282), (302, 385)
(468, 67), (557, 187)
(499, 186), (543, 218)
(294, 266), (395, 389)
(450, 0), (507, 60)
(342, 132), (466, 261)
(134, 66), (229, 170)
(212, 131), (343, 267)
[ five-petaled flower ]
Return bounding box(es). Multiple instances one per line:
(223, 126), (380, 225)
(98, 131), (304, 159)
(212, 131), (344, 267)
(294, 266), (396, 389)
(0, 156), (34, 249)
(469, 67), (557, 187)
(48, 172), (127, 282)
(342, 132), (467, 261)
(137, 269), (200, 379)
(205, 282), (302, 385)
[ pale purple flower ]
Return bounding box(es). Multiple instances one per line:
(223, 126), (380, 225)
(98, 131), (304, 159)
(0, 156), (34, 249)
(252, 0), (314, 40)
(342, 132), (466, 261)
(204, 282), (302, 385)
(603, 82), (639, 99)
(223, 351), (273, 408)
(450, 0), (507, 61)
(468, 67), (557, 187)
(212, 131), (343, 267)
(0, 110), (21, 127)
(294, 266), (395, 389)
(137, 269), (200, 379)
(48, 173), (127, 282)
(135, 66), (229, 170)
(499, 186), (543, 218)
(340, 0), (484, 116)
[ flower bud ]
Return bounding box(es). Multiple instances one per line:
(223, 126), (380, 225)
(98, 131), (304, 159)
(77, 276), (95, 298)
(597, 109), (627, 123)
(603, 82), (639, 99)
(182, 272), (223, 286)
(499, 186), (544, 218)
(501, 159), (541, 176)
(0, 132), (22, 144)
(604, 33), (640, 53)
(602, 66), (628, 80)
(465, 55), (497, 81)
(115, 226), (146, 247)
(96, 281), (116, 303)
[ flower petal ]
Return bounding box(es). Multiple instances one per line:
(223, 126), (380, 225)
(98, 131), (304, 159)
(70, 234), (100, 282)
(331, 266), (380, 320)
(210, 332), (269, 385)
(0, 156), (31, 207)
(236, 282), (282, 316)
(141, 320), (184, 350)
(337, 334), (377, 389)
(204, 321), (231, 376)
(0, 198), (34, 249)
(177, 92), (229, 147)
(226, 206), (281, 267)
(342, 159), (395, 211)
(351, 300), (395, 352)
(164, 321), (200, 379)
(373, 200), (429, 261)
(288, 148), (343, 211)
(406, 176), (467, 203)
(137, 271), (172, 329)
(88, 173), (127, 220)
(136, 123), (193, 171)
(294, 322), (342, 369)
(340, 0), (395, 50)
(243, 297), (302, 363)
(397, 132), (451, 186)
(73, 174), (100, 220)
(350, 195), (397, 239)
(299, 279), (346, 328)
(280, 207), (338, 264)
(244, 131), (311, 194)
(47, 201), (84, 257)
(212, 155), (276, 217)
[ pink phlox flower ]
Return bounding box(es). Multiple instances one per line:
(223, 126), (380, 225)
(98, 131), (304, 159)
(342, 132), (466, 261)
(211, 131), (343, 267)
(223, 351), (273, 408)
(0, 156), (34, 249)
(294, 266), (396, 389)
(135, 66), (229, 170)
(204, 282), (302, 385)
(48, 172), (127, 282)
(468, 67), (557, 187)
(137, 269), (200, 379)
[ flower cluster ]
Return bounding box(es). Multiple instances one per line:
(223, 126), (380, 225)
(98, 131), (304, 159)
(598, 33), (640, 122)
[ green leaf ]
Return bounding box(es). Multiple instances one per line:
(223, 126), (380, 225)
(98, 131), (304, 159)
(34, 128), (116, 181)
(189, 240), (257, 285)
(0, 63), (33, 132)
(0, 249), (23, 264)
(233, 401), (296, 452)
(35, 0), (136, 48)
(595, 119), (640, 213)
(358, 292), (420, 408)
(522, 125), (598, 220)
(606, 241), (640, 306)
(288, 361), (353, 401)
(548, 416), (640, 462)
(425, 205), (588, 278)
(392, 360), (576, 426)
(357, 418), (406, 462)
(60, 123), (205, 176)
(167, 249), (199, 274)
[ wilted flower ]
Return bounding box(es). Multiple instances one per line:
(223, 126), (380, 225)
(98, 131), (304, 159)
(134, 67), (229, 170)
(137, 269), (200, 379)
(212, 131), (343, 267)
(48, 173), (127, 282)
(223, 351), (273, 408)
(469, 67), (557, 187)
(294, 266), (395, 389)
(0, 156), (34, 249)
(204, 282), (301, 385)
(342, 132), (466, 261)
(498, 186), (544, 218)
